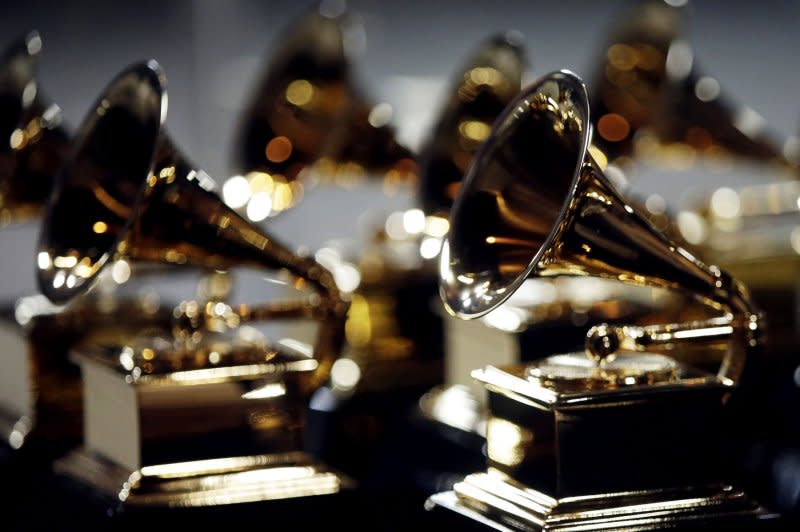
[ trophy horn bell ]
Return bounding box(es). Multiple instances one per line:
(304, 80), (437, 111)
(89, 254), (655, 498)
(439, 69), (761, 384)
(36, 60), (348, 386)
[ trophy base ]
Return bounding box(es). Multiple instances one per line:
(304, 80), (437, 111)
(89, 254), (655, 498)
(426, 471), (781, 531)
(54, 447), (354, 508)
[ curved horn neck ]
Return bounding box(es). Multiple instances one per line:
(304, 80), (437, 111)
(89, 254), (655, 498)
(441, 69), (761, 384)
(127, 134), (344, 311)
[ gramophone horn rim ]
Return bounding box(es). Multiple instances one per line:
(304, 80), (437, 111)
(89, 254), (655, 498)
(439, 69), (592, 319)
(36, 59), (167, 304)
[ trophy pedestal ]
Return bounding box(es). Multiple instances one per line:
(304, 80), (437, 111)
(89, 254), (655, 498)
(427, 475), (776, 531)
(0, 303), (85, 452)
(52, 336), (355, 518)
(55, 447), (350, 508)
(0, 297), (175, 453)
(425, 363), (780, 530)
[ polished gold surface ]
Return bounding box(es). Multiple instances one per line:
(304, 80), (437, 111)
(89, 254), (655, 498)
(417, 31), (526, 219)
(312, 33), (526, 398)
(226, 4), (415, 221)
(428, 68), (772, 529)
(31, 60), (354, 506)
(0, 291), (174, 449)
(0, 30), (69, 226)
(56, 448), (352, 507)
(36, 60), (348, 392)
(428, 471), (772, 531)
(440, 69), (760, 385)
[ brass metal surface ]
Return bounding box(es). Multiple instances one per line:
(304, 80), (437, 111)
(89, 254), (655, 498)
(55, 448), (352, 508)
(31, 60), (353, 508)
(417, 31), (526, 219)
(427, 472), (775, 531)
(35, 60), (348, 393)
(0, 294), (173, 449)
(439, 69), (760, 385)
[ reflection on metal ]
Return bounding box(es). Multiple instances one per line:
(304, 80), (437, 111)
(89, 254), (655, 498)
(0, 31), (69, 226)
(35, 60), (352, 507)
(314, 32), (526, 403)
(36, 60), (348, 391)
(590, 0), (798, 175)
(0, 293), (173, 450)
(440, 69), (760, 386)
(56, 449), (351, 508)
(427, 70), (774, 529)
(416, 31), (526, 219)
(228, 4), (415, 221)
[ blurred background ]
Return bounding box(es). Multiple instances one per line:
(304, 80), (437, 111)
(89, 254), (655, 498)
(1, 0), (799, 302)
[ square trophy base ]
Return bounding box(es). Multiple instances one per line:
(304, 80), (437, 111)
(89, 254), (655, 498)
(54, 447), (353, 508)
(0, 296), (174, 452)
(426, 472), (778, 531)
(425, 358), (782, 530)
(53, 331), (355, 514)
(0, 302), (82, 451)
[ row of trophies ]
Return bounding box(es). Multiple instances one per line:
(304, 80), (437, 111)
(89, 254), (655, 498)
(1, 0), (799, 529)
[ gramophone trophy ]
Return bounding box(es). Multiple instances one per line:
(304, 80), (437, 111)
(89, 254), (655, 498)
(33, 60), (356, 522)
(225, 2), (415, 222)
(0, 30), (81, 453)
(591, 2), (800, 518)
(0, 33), (188, 463)
(589, 0), (797, 175)
(425, 70), (778, 529)
(301, 32), (526, 497)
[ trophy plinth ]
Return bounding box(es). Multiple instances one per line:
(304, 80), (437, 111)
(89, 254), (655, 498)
(0, 296), (172, 452)
(53, 335), (354, 509)
(426, 362), (778, 530)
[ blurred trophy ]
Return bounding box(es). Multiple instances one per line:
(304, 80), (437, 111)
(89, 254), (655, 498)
(589, 0), (798, 175)
(425, 70), (779, 529)
(591, 0), (800, 519)
(0, 31), (80, 454)
(0, 33), (190, 464)
(0, 30), (68, 226)
(30, 61), (358, 526)
(224, 1), (415, 222)
(299, 33), (526, 521)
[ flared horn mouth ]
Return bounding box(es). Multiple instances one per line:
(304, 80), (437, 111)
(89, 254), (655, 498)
(439, 70), (590, 318)
(36, 60), (167, 303)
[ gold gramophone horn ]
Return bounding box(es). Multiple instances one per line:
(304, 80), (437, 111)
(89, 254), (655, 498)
(0, 30), (69, 225)
(227, 3), (415, 220)
(590, 0), (796, 173)
(36, 60), (348, 389)
(440, 69), (761, 385)
(417, 31), (526, 220)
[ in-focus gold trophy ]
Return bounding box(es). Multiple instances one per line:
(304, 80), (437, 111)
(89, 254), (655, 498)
(425, 70), (779, 530)
(34, 60), (358, 524)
